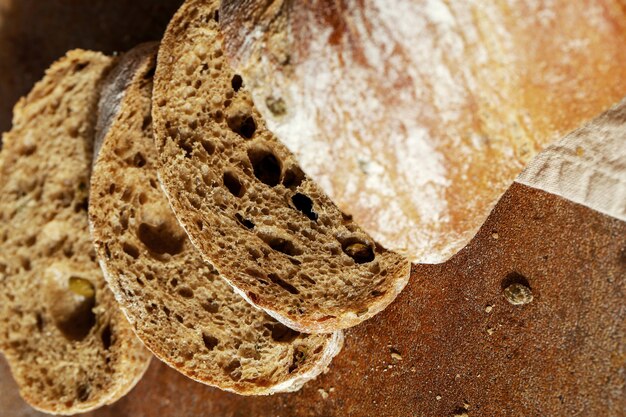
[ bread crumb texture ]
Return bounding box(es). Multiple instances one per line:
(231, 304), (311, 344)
(0, 50), (151, 415)
(152, 0), (410, 333)
(89, 43), (342, 395)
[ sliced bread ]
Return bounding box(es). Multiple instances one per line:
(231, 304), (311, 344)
(0, 50), (152, 415)
(89, 43), (343, 395)
(152, 0), (411, 333)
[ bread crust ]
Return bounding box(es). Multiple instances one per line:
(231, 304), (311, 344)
(0, 49), (151, 415)
(90, 43), (343, 395)
(219, 0), (626, 263)
(152, 0), (410, 333)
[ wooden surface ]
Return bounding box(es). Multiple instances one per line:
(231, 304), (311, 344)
(2, 183), (624, 416)
(0, 2), (624, 416)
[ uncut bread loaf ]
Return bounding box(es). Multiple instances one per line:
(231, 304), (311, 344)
(153, 0), (410, 333)
(0, 50), (151, 415)
(219, 0), (626, 263)
(89, 43), (343, 394)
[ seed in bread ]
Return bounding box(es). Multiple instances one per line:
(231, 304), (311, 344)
(152, 0), (410, 333)
(0, 50), (152, 415)
(89, 43), (343, 395)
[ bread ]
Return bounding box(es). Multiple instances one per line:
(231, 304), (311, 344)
(152, 0), (410, 333)
(219, 0), (626, 263)
(89, 43), (343, 395)
(0, 50), (151, 415)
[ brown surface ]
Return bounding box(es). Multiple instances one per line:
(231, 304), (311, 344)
(0, 0), (183, 136)
(2, 183), (624, 416)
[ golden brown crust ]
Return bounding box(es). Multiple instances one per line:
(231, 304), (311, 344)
(220, 0), (626, 263)
(0, 49), (151, 415)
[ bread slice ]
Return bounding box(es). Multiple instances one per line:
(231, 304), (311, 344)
(0, 50), (152, 415)
(90, 43), (343, 395)
(218, 0), (626, 264)
(152, 0), (410, 333)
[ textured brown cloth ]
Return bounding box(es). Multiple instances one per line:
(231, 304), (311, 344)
(1, 183), (624, 416)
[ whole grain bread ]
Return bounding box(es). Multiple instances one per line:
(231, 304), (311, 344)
(219, 0), (626, 264)
(152, 0), (410, 333)
(0, 50), (152, 415)
(89, 43), (343, 395)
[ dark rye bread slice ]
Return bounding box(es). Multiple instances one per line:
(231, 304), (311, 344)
(0, 50), (152, 415)
(153, 0), (410, 333)
(89, 43), (343, 395)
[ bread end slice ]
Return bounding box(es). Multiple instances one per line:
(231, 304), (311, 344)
(0, 49), (151, 415)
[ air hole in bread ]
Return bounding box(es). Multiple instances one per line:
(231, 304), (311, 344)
(162, 305), (171, 317)
(201, 139), (215, 155)
(213, 9), (219, 22)
(235, 213), (255, 229)
(248, 146), (282, 186)
(340, 237), (375, 264)
(223, 170), (245, 197)
(175, 314), (184, 323)
(257, 231), (302, 256)
(142, 115), (152, 131)
(202, 333), (219, 351)
(268, 273), (300, 295)
(282, 166), (305, 188)
(122, 242), (140, 259)
(35, 312), (44, 332)
(264, 322), (300, 343)
(137, 222), (185, 255)
(247, 291), (259, 303)
(291, 193), (318, 221)
(227, 113), (256, 139)
(74, 62), (89, 72)
(108, 183), (116, 195)
(76, 383), (90, 402)
(179, 140), (194, 158)
(225, 359), (241, 381)
(289, 349), (306, 373)
(300, 273), (316, 285)
(133, 152), (147, 167)
(202, 301), (219, 314)
(24, 234), (37, 247)
(101, 325), (112, 350)
(231, 74), (243, 92)
(178, 286), (194, 298)
(20, 257), (31, 271)
(371, 289), (386, 297)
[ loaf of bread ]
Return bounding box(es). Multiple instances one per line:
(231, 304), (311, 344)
(0, 50), (151, 415)
(152, 0), (410, 333)
(89, 43), (343, 394)
(219, 0), (626, 263)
